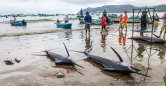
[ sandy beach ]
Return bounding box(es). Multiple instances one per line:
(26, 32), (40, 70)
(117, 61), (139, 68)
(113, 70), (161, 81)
(0, 17), (166, 86)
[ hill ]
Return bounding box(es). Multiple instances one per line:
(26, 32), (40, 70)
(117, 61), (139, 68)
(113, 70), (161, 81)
(81, 4), (166, 13)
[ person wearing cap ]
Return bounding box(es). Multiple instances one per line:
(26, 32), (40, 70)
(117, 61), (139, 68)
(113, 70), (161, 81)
(64, 14), (69, 23)
(122, 11), (128, 31)
(159, 13), (166, 38)
(84, 12), (92, 36)
(140, 11), (149, 36)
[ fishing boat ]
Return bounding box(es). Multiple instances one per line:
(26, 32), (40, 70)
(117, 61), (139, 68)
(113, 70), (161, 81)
(79, 18), (85, 24)
(10, 20), (27, 26)
(56, 23), (72, 29)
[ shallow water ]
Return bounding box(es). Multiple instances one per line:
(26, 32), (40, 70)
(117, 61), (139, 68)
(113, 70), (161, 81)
(0, 14), (166, 86)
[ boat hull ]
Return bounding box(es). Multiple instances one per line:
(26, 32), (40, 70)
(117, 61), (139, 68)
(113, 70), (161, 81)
(56, 23), (72, 29)
(10, 20), (27, 26)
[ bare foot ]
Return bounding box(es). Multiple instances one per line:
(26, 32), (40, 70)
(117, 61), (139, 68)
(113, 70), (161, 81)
(158, 35), (161, 38)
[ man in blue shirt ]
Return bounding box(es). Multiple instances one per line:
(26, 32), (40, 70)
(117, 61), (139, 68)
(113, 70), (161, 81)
(84, 12), (92, 36)
(155, 13), (159, 21)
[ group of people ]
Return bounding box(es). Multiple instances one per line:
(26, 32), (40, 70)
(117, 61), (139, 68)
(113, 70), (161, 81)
(118, 10), (166, 39)
(84, 10), (111, 36)
(119, 11), (128, 31)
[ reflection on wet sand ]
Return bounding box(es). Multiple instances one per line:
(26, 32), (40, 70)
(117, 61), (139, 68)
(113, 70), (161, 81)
(85, 35), (92, 50)
(101, 32), (107, 52)
(163, 71), (166, 86)
(58, 31), (72, 40)
(158, 50), (166, 64)
(137, 43), (146, 61)
(118, 29), (127, 46)
(152, 44), (166, 64)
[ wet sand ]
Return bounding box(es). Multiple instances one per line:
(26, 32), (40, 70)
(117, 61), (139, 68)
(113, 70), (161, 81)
(0, 20), (166, 86)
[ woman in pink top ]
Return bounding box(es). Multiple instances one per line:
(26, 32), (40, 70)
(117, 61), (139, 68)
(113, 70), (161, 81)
(101, 14), (108, 33)
(159, 13), (166, 38)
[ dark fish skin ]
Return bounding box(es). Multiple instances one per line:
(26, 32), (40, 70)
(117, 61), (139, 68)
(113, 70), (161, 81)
(44, 43), (84, 68)
(70, 46), (150, 77)
(129, 35), (166, 44)
(4, 60), (14, 65)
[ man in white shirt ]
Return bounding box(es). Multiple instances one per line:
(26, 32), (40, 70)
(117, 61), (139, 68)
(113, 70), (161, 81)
(64, 15), (69, 23)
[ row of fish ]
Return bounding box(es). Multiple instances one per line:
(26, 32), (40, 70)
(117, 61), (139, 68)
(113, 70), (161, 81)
(42, 43), (150, 77)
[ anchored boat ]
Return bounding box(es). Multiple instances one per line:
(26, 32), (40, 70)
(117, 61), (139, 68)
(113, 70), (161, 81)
(10, 20), (27, 26)
(56, 23), (72, 29)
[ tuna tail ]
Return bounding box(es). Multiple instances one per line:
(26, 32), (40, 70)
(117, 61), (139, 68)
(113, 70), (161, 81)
(85, 41), (93, 53)
(63, 42), (70, 57)
(110, 47), (123, 62)
(73, 62), (84, 68)
(153, 34), (159, 38)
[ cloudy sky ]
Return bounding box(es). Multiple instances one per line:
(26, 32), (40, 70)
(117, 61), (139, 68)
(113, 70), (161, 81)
(0, 0), (165, 14)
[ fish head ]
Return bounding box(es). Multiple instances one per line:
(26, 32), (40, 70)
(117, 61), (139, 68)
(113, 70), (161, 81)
(44, 50), (49, 54)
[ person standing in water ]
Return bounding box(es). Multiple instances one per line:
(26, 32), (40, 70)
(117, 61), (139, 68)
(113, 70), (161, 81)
(122, 11), (128, 31)
(119, 14), (123, 30)
(159, 13), (166, 38)
(101, 14), (108, 33)
(84, 12), (92, 36)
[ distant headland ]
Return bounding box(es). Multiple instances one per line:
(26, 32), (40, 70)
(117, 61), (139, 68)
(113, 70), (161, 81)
(82, 4), (166, 13)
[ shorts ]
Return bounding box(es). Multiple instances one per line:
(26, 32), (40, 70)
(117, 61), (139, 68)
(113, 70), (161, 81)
(123, 22), (127, 27)
(85, 24), (90, 29)
(141, 26), (147, 31)
(155, 21), (159, 26)
(161, 23), (166, 31)
(102, 25), (106, 29)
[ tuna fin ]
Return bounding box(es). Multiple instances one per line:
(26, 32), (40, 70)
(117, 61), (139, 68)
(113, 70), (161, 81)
(73, 63), (84, 68)
(63, 43), (70, 57)
(110, 47), (123, 62)
(153, 34), (159, 38)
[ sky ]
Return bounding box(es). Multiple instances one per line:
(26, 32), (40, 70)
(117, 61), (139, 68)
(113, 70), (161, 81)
(0, 0), (165, 14)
